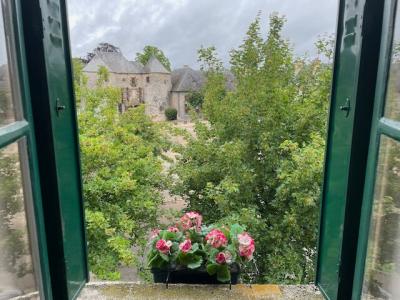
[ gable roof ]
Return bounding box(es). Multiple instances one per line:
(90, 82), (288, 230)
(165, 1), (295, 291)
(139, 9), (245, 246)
(171, 66), (204, 92)
(171, 66), (235, 92)
(83, 51), (143, 74)
(143, 55), (170, 74)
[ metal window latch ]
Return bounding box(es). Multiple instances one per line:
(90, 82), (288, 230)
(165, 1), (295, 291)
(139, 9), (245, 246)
(56, 98), (66, 116)
(339, 98), (351, 117)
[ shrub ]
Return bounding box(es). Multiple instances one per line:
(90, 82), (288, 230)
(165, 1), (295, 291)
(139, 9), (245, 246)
(165, 107), (178, 121)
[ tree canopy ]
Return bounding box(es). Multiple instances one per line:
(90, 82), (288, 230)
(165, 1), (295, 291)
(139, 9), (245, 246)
(136, 45), (171, 71)
(172, 14), (333, 284)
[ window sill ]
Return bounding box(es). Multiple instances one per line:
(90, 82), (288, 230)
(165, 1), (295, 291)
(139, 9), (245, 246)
(78, 282), (322, 299)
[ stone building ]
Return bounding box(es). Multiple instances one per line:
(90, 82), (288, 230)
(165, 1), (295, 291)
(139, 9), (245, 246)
(83, 50), (172, 119)
(170, 66), (204, 120)
(82, 50), (234, 120)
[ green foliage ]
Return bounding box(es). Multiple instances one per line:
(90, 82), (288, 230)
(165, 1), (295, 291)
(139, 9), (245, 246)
(165, 107), (178, 121)
(172, 14), (333, 284)
(96, 66), (110, 86)
(78, 85), (168, 279)
(186, 91), (204, 109)
(136, 45), (171, 71)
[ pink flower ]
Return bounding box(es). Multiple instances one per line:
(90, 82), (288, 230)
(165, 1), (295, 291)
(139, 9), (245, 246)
(168, 226), (179, 233)
(224, 251), (233, 264)
(205, 229), (228, 248)
(156, 239), (172, 254)
(215, 252), (227, 264)
(150, 229), (160, 239)
(237, 232), (255, 260)
(180, 211), (202, 231)
(179, 239), (192, 253)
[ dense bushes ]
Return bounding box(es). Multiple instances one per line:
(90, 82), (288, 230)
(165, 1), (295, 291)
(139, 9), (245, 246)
(165, 107), (178, 120)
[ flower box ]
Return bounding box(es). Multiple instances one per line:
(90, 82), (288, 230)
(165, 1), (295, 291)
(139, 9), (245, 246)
(147, 212), (255, 284)
(151, 264), (240, 284)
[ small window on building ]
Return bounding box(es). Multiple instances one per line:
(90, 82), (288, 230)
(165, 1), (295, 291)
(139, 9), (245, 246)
(146, 76), (150, 83)
(122, 78), (126, 82)
(130, 77), (137, 87)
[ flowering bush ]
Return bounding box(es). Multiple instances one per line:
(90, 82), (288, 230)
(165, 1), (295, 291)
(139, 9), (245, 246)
(147, 212), (255, 282)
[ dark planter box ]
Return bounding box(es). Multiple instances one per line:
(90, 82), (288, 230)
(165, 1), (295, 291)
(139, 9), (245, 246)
(151, 265), (240, 284)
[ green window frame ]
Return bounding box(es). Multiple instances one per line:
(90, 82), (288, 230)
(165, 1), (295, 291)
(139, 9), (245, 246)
(2, 0), (397, 299)
(352, 0), (400, 298)
(0, 0), (88, 299)
(19, 0), (89, 299)
(316, 0), (385, 299)
(0, 1), (53, 298)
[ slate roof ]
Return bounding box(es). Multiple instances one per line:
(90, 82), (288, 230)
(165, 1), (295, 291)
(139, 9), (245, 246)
(83, 51), (144, 74)
(171, 66), (235, 92)
(171, 66), (204, 92)
(143, 55), (170, 74)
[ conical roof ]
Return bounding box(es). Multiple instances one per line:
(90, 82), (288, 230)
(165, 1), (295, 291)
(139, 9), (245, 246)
(143, 55), (170, 74)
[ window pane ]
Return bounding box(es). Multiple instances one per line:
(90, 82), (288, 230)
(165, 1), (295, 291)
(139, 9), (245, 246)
(362, 136), (400, 299)
(0, 141), (38, 298)
(385, 4), (400, 120)
(0, 2), (21, 127)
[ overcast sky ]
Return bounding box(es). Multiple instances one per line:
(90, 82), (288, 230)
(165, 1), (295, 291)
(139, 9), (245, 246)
(67, 0), (338, 69)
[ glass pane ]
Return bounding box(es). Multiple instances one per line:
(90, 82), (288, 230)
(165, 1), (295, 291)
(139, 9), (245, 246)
(0, 141), (38, 298)
(362, 136), (400, 299)
(0, 1), (21, 127)
(385, 3), (400, 120)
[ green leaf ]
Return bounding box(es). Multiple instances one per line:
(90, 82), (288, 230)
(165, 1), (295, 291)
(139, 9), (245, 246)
(187, 255), (203, 269)
(217, 264), (231, 283)
(147, 252), (159, 267)
(230, 224), (244, 238)
(206, 263), (218, 275)
(160, 253), (169, 262)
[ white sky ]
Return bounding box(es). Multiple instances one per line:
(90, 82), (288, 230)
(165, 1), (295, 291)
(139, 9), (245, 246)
(67, 0), (339, 68)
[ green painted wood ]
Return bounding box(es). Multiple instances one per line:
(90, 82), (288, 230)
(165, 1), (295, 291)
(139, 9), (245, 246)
(0, 120), (29, 147)
(352, 0), (400, 299)
(317, 0), (385, 299)
(378, 117), (400, 140)
(20, 0), (88, 299)
(0, 1), (54, 298)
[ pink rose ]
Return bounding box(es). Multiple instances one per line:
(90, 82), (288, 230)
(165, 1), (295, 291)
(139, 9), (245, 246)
(168, 226), (179, 233)
(237, 232), (255, 260)
(205, 229), (228, 248)
(180, 211), (202, 231)
(156, 239), (172, 254)
(150, 229), (160, 239)
(179, 239), (192, 253)
(215, 252), (226, 264)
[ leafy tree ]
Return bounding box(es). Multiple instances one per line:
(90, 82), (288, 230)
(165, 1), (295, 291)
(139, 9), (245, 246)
(172, 14), (333, 284)
(72, 58), (87, 87)
(78, 84), (169, 279)
(136, 45), (171, 71)
(186, 91), (204, 109)
(96, 66), (110, 87)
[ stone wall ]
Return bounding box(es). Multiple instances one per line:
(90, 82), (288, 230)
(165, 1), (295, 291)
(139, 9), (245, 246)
(170, 91), (188, 120)
(84, 71), (174, 120)
(143, 72), (171, 120)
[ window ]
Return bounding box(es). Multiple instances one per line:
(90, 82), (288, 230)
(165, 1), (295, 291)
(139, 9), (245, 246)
(130, 77), (136, 87)
(0, 1), (51, 298)
(352, 2), (400, 299)
(1, 0), (396, 299)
